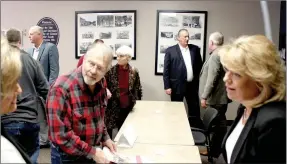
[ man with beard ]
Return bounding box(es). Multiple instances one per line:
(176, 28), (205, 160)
(46, 43), (116, 163)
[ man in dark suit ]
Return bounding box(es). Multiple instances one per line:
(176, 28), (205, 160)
(163, 29), (203, 127)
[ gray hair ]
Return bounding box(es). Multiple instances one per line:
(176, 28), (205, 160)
(29, 26), (43, 35)
(85, 43), (113, 70)
(177, 29), (189, 38)
(116, 45), (133, 58)
(209, 32), (224, 46)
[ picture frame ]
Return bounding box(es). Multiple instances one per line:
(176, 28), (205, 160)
(75, 10), (137, 60)
(154, 10), (208, 75)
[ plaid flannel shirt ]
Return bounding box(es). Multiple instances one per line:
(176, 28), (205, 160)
(46, 67), (110, 159)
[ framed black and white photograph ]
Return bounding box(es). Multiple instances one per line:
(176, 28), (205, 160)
(75, 10), (137, 59)
(154, 10), (208, 75)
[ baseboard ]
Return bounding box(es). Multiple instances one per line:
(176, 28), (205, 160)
(227, 120), (234, 126)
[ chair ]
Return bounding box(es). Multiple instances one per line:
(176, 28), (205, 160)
(191, 107), (218, 163)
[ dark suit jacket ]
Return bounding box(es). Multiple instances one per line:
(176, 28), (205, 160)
(27, 41), (59, 85)
(163, 44), (203, 95)
(220, 101), (286, 163)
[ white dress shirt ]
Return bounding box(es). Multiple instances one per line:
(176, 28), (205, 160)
(1, 136), (26, 163)
(32, 42), (43, 60)
(179, 44), (193, 82)
(226, 117), (245, 163)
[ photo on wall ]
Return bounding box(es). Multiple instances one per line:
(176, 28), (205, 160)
(75, 10), (137, 59)
(154, 10), (208, 75)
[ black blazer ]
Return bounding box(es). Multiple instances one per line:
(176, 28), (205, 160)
(220, 101), (286, 164)
(163, 44), (203, 95)
(1, 124), (32, 164)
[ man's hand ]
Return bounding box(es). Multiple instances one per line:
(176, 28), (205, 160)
(201, 99), (207, 108)
(165, 88), (172, 95)
(103, 139), (117, 153)
(93, 148), (109, 163)
(106, 88), (112, 99)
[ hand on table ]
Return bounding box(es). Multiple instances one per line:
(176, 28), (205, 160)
(103, 139), (117, 153)
(93, 148), (109, 163)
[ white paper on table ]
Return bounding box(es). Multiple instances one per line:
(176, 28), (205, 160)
(102, 147), (127, 163)
(117, 125), (137, 148)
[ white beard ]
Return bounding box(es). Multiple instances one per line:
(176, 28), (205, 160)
(83, 76), (97, 85)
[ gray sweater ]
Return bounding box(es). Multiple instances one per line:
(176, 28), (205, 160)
(2, 50), (49, 124)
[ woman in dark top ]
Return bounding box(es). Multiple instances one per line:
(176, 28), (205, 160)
(217, 35), (286, 163)
(1, 37), (32, 164)
(105, 45), (142, 138)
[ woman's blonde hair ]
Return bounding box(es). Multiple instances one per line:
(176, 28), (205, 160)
(219, 35), (285, 108)
(1, 37), (22, 99)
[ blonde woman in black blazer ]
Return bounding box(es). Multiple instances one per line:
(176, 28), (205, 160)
(217, 35), (286, 163)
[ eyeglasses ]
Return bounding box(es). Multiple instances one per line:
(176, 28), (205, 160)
(87, 60), (107, 73)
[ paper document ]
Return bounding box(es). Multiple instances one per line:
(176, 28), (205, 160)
(117, 125), (137, 148)
(103, 147), (127, 163)
(103, 147), (153, 163)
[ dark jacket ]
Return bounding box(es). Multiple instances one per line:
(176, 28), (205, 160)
(220, 101), (286, 163)
(2, 50), (49, 124)
(163, 44), (203, 95)
(104, 64), (142, 129)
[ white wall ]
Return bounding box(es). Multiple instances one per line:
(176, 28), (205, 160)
(1, 1), (281, 120)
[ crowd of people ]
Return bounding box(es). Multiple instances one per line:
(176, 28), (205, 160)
(0, 26), (285, 164)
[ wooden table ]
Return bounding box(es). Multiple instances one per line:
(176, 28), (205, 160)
(114, 100), (195, 145)
(114, 101), (200, 163)
(117, 143), (202, 163)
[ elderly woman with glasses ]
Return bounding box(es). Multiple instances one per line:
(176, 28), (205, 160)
(105, 45), (142, 138)
(218, 35), (286, 163)
(1, 38), (32, 163)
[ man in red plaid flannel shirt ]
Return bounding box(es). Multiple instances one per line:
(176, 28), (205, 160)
(46, 43), (116, 163)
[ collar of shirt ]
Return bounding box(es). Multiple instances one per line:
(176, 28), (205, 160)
(34, 41), (43, 51)
(178, 44), (189, 52)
